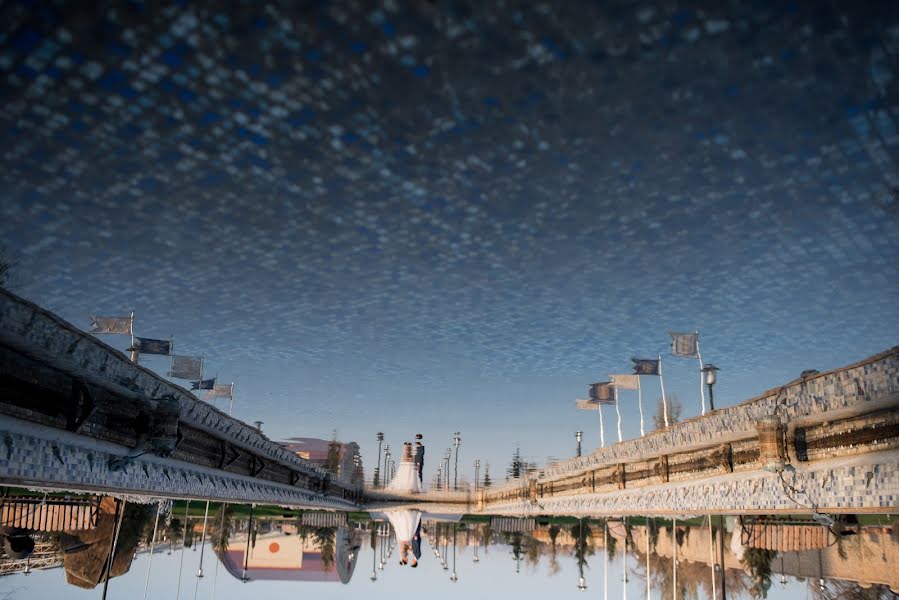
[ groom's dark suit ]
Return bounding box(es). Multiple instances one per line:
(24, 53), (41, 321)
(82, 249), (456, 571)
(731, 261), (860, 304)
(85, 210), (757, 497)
(414, 442), (425, 484)
(411, 520), (422, 561)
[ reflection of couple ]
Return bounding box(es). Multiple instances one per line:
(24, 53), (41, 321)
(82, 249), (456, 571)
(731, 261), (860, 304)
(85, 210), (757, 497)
(386, 434), (424, 493)
(385, 510), (422, 568)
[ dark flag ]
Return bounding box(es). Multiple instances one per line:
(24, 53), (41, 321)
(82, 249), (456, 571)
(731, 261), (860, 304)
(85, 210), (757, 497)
(191, 378), (216, 390)
(588, 382), (615, 404)
(631, 358), (661, 376)
(133, 336), (172, 355)
(670, 332), (699, 358)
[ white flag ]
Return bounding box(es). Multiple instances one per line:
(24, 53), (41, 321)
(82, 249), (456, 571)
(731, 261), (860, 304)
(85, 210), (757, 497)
(610, 374), (639, 390)
(576, 398), (600, 410)
(88, 315), (131, 334)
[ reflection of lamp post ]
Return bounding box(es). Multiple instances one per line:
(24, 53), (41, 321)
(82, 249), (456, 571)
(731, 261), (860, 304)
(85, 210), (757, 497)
(575, 431), (583, 457)
(577, 517), (587, 591)
(473, 525), (480, 563)
(474, 460), (481, 495)
(450, 523), (458, 581)
(453, 432), (461, 490)
(370, 529), (378, 581)
(702, 364), (720, 411)
(375, 432), (384, 488)
(241, 504), (254, 582)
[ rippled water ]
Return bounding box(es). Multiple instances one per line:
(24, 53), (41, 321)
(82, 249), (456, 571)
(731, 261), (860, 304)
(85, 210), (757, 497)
(3, 491), (896, 600)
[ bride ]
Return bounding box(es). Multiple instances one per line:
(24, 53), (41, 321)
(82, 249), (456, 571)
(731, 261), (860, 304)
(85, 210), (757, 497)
(386, 442), (422, 493)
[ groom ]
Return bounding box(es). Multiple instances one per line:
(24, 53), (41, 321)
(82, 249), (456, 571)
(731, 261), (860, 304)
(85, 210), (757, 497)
(414, 434), (425, 486)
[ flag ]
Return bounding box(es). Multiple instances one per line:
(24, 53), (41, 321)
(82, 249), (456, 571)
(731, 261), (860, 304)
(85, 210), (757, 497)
(588, 382), (615, 404)
(133, 337), (172, 355)
(576, 398), (599, 410)
(209, 384), (232, 398)
(610, 374), (639, 390)
(631, 358), (660, 376)
(88, 316), (131, 334)
(670, 332), (699, 358)
(169, 355), (202, 380)
(191, 378), (216, 390)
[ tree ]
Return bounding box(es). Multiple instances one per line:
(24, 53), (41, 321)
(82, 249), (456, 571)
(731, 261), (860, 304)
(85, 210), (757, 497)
(482, 462), (492, 488)
(325, 433), (341, 475)
(212, 504), (234, 555)
(507, 447), (523, 480)
(652, 394), (682, 430)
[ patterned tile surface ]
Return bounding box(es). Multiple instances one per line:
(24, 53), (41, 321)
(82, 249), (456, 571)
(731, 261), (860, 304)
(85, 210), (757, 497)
(0, 1), (897, 462)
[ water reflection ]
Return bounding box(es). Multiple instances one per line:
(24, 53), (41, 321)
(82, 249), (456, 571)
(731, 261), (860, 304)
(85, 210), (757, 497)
(2, 490), (897, 599)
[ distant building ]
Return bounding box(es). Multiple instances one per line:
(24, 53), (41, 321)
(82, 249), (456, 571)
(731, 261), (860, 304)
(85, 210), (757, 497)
(278, 437), (362, 483)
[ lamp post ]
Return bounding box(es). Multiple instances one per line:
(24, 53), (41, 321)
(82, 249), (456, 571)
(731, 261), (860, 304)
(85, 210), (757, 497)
(473, 459), (481, 495)
(702, 364), (720, 411)
(383, 445), (391, 485)
(375, 432), (384, 488)
(444, 449), (451, 492)
(453, 432), (461, 490)
(575, 430), (583, 457)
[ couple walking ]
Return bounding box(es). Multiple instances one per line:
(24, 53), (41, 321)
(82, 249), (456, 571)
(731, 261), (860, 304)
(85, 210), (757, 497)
(386, 434), (425, 493)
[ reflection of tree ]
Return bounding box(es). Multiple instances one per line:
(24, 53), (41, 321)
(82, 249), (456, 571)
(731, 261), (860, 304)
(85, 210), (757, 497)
(742, 548), (777, 598)
(297, 525), (336, 572)
(211, 505), (233, 555)
(548, 525), (561, 576)
(813, 580), (896, 600)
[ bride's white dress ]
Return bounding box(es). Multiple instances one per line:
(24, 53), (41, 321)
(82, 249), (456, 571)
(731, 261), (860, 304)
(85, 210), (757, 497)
(385, 509), (422, 543)
(386, 456), (422, 493)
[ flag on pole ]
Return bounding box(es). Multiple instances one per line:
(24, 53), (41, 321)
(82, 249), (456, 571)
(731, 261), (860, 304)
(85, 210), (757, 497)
(589, 382), (615, 404)
(209, 384), (233, 398)
(610, 374), (640, 390)
(191, 378), (216, 390)
(631, 358), (660, 376)
(669, 332), (699, 358)
(132, 337), (172, 355)
(88, 316), (132, 334)
(576, 398), (600, 410)
(169, 355), (202, 380)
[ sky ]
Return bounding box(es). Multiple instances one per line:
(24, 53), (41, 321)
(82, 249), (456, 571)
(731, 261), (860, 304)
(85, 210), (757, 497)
(1, 0), (898, 480)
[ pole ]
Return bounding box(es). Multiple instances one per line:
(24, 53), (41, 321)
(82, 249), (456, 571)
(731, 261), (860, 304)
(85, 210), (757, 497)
(614, 386), (622, 443)
(604, 522), (608, 600)
(623, 517), (628, 600)
(646, 520), (651, 600)
(375, 436), (383, 488)
(659, 355), (669, 428)
(176, 500), (190, 600)
(673, 517), (677, 600)
(143, 502), (163, 600)
(228, 383), (234, 416)
(708, 515), (717, 600)
(211, 505), (226, 600)
(129, 311), (139, 363)
(454, 438), (460, 491)
(101, 498), (125, 600)
(194, 501), (211, 599)
(708, 382), (716, 412)
(242, 505), (254, 581)
(718, 515), (727, 600)
(637, 377), (645, 437)
(598, 404), (606, 448)
(696, 333), (706, 416)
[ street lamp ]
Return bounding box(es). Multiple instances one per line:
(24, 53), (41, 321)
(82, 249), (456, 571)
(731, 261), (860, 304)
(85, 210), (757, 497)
(444, 449), (451, 492)
(473, 459), (481, 495)
(453, 432), (461, 490)
(702, 364), (720, 411)
(383, 445), (391, 484)
(575, 430), (583, 457)
(375, 432), (384, 488)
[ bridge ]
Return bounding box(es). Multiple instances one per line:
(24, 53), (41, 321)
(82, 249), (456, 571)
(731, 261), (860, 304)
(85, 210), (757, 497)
(1, 287), (897, 517)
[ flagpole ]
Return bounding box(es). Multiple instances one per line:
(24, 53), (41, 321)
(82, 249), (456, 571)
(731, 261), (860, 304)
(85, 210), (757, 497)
(604, 522), (608, 600)
(672, 517), (677, 600)
(101, 498), (126, 600)
(709, 515), (717, 600)
(658, 355), (669, 428)
(646, 519), (651, 600)
(614, 386), (622, 443)
(129, 311), (139, 364)
(176, 500), (190, 600)
(143, 501), (162, 600)
(623, 516), (628, 600)
(598, 404), (605, 448)
(696, 331), (706, 416)
(637, 377), (645, 437)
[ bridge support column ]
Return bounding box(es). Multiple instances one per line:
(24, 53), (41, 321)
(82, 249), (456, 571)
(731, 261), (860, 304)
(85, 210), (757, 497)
(757, 416), (787, 473)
